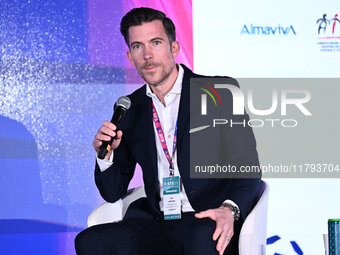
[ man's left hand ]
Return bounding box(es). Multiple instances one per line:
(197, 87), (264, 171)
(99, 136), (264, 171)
(195, 207), (234, 255)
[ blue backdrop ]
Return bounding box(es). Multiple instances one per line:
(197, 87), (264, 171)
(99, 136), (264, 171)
(0, 0), (128, 254)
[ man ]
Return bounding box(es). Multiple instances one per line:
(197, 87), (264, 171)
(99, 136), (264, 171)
(75, 7), (260, 255)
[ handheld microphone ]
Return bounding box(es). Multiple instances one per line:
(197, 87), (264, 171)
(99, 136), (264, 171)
(97, 96), (131, 159)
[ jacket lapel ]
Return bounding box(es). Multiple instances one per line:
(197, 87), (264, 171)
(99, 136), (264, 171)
(141, 92), (161, 210)
(176, 64), (192, 149)
(144, 95), (158, 172)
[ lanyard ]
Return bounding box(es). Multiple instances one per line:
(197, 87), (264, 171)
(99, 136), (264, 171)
(152, 102), (178, 177)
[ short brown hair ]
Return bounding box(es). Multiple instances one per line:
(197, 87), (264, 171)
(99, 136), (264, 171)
(120, 7), (176, 47)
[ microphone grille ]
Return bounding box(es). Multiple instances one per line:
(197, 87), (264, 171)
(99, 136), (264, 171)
(116, 96), (131, 110)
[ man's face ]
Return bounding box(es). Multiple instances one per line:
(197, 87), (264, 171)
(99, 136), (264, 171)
(126, 20), (180, 87)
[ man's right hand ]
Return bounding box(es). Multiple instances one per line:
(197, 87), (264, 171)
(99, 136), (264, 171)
(93, 121), (123, 160)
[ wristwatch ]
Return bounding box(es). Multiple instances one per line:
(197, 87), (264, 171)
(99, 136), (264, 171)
(221, 203), (240, 221)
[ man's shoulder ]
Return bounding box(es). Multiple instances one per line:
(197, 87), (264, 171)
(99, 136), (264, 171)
(126, 84), (147, 102)
(184, 65), (240, 89)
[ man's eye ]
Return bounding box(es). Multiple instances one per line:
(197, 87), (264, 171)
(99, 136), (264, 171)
(132, 44), (141, 50)
(153, 41), (161, 46)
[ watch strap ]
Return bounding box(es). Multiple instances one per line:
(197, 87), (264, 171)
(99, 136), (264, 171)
(221, 202), (240, 221)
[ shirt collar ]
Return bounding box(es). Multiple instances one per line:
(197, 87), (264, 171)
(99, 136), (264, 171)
(146, 64), (183, 98)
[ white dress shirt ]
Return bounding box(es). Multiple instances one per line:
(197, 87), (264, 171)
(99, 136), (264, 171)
(145, 65), (194, 212)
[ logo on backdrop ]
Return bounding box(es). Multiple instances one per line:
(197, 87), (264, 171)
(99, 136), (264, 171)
(316, 12), (340, 52)
(267, 235), (303, 255)
(241, 24), (296, 35)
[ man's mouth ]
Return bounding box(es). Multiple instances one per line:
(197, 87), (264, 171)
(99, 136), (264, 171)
(143, 64), (159, 71)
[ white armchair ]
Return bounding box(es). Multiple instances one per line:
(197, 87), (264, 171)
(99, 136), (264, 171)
(88, 180), (269, 255)
(238, 180), (269, 255)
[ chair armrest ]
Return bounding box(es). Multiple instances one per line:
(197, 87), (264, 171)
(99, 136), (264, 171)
(87, 186), (146, 227)
(87, 199), (123, 227)
(121, 186), (146, 216)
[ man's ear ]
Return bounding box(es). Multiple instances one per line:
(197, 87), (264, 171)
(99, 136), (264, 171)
(127, 51), (135, 67)
(171, 41), (180, 59)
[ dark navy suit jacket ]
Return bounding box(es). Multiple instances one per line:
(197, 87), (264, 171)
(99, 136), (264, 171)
(95, 64), (260, 221)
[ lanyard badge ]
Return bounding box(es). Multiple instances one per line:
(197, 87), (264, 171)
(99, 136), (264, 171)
(163, 176), (181, 220)
(152, 103), (181, 220)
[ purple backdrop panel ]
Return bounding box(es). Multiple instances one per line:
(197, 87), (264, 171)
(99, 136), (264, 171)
(88, 0), (126, 66)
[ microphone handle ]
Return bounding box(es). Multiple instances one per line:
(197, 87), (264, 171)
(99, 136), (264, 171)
(97, 106), (127, 159)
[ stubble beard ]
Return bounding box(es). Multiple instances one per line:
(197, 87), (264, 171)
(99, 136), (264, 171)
(139, 62), (174, 88)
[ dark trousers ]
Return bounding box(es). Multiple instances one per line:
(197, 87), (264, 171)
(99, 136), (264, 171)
(75, 198), (241, 255)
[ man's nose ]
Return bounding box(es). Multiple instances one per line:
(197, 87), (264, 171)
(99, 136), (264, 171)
(143, 45), (153, 60)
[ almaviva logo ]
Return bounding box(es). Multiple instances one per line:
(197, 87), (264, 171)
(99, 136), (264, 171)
(241, 24), (296, 35)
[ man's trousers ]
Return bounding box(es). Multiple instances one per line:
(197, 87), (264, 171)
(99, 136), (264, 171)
(75, 198), (241, 255)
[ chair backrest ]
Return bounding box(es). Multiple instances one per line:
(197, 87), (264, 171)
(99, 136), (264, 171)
(239, 180), (269, 255)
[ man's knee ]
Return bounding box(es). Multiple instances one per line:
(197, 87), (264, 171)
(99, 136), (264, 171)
(75, 228), (96, 254)
(75, 228), (89, 253)
(75, 226), (112, 255)
(183, 217), (217, 254)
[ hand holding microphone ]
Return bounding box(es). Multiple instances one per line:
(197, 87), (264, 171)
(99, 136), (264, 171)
(93, 96), (131, 160)
(93, 122), (123, 159)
